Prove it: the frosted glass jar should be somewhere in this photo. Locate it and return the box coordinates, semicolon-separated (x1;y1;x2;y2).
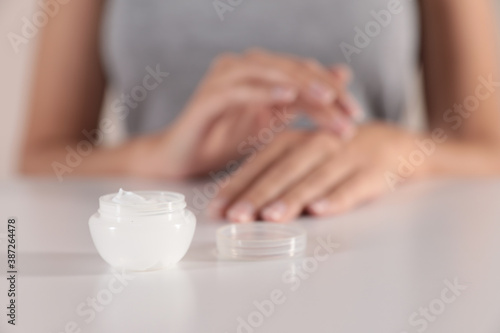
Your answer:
89;189;196;271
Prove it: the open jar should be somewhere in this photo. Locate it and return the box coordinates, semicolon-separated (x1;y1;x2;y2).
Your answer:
89;189;196;271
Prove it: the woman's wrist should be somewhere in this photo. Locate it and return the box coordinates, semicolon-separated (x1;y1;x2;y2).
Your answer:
422;135;500;178
127;131;184;179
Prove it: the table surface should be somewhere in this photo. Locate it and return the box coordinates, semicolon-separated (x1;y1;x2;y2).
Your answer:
1;178;500;333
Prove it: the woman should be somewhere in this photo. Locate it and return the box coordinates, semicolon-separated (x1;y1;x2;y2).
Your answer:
20;0;500;222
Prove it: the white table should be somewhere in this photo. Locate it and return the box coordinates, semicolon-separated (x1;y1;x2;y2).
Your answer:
1;178;500;333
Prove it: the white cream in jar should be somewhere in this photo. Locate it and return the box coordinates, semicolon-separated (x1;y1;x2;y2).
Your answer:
89;189;196;271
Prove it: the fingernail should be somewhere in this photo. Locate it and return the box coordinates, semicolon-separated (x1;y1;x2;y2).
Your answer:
261;201;287;221
272;86;297;101
208;198;227;218
309;82;335;104
308;199;330;215
227;201;255;223
345;95;364;121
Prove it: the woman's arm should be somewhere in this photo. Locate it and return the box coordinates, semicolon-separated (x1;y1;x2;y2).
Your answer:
18;0;157;177
421;0;500;139
419;0;500;176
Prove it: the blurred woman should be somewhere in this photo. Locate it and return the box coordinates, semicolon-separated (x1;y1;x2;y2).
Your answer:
20;0;500;222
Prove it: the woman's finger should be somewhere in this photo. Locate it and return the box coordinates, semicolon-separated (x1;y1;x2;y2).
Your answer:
196;81;298;119
244;50;358;133
328;64;364;120
245;50;335;102
287;95;356;138
301;60;361;122
306;169;386;216
209;131;305;218
329;64;353;83
259;150;357;222
209;53;297;86
225;132;339;222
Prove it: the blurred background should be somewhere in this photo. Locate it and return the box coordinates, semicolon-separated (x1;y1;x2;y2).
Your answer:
1;0;500;180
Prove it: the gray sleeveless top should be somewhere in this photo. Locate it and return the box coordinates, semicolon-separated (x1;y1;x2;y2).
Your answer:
101;0;420;135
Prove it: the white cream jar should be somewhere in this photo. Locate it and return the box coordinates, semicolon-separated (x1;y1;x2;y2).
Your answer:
89;189;196;271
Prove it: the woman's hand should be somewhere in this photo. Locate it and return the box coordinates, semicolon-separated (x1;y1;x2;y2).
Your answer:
210;123;422;222
163;49;362;177
183;49;362;132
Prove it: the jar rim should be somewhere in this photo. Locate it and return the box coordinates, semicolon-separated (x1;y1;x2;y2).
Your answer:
98;190;186;217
